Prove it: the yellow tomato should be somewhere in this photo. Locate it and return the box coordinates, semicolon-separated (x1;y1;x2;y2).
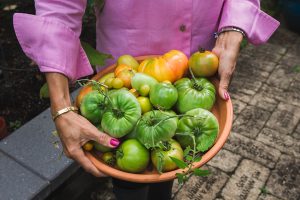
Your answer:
137;96;153;114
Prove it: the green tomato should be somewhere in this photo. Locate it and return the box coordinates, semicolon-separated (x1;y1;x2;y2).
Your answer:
136;110;178;149
80;91;108;124
101;152;116;167
131;73;158;93
93;141;112;153
174;77;216;113
116;139;150;173
151;139;184;172
176;108;219;152
101;89;141;138
117;55;140;71
149;82;178;110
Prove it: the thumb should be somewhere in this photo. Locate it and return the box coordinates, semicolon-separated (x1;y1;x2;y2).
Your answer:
218;72;231;101
89;129;120;148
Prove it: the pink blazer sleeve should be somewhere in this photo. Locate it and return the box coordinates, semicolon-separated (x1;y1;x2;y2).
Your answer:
219;0;280;45
13;0;93;81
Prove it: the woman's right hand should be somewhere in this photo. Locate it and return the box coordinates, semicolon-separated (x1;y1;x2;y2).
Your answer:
54;110;119;177
46;72;119;177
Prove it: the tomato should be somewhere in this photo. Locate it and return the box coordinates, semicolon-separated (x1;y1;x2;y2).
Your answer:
176;108;219;152
80;91;108;124
189;48;219;77
131;73;158;94
117;55;140;71
149;82;178;110
138;50;188;82
82;141;93;151
112;78;124;89
93;141;112;153
101;152;116;167
129;88;139;97
98;72;115;83
104;77;114;89
114;64;132;77
101;89;141;138
151;139;184;172
162;50;189;80
76;85;94;107
139;84;150;97
136;110;178;148
116;139;150;173
138;57;176;82
137;96;153;114
174;77;216;113
116;69;135;89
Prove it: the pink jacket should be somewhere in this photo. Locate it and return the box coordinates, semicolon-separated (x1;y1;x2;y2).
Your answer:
13;0;279;81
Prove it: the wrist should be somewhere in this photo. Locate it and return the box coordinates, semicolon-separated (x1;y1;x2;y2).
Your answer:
215;26;246;39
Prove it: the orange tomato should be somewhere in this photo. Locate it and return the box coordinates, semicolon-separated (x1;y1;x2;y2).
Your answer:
162;50;188;80
75;85;94;107
116;69;135;88
138;50;188;83
138;57;176;82
114;64;132;77
189;48;219;77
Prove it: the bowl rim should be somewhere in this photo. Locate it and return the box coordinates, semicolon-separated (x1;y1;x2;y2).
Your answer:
85;55;233;183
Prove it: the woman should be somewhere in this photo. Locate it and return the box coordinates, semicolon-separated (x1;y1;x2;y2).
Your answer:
13;0;279;199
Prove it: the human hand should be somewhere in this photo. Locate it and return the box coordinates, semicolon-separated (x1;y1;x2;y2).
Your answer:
54;111;119;177
212;31;243;100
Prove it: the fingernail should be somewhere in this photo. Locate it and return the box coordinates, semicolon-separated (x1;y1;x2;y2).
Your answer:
224;92;230;101
110;138;120;147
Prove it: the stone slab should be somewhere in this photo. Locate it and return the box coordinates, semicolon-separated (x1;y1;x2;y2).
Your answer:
267;67;294;90
266;103;300;135
207;149;241;173
268;27;299;47
224;132;281;168
294;123;300;139
230;76;263;96
257;128;300;158
258;194;283;200
249;90;278;112
231;98;247;121
221;159;270;200
266;154;300;200
0;151;49;200
172;166;229;200
233;105;272;139
0;108;74;181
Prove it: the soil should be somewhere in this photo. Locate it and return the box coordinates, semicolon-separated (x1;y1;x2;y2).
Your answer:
0;1;96;135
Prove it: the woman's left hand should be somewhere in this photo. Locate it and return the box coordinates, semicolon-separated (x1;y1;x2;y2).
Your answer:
212;31;244;100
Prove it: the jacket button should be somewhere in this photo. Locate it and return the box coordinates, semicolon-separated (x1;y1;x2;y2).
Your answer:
179;24;186;32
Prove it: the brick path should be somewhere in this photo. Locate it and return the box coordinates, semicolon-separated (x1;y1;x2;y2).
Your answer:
92;27;300;200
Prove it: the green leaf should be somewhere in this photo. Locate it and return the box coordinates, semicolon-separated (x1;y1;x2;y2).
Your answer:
39;83;49;99
176;173;185;184
81;41;113;68
185;155;193;162
170;156;188;169
193;168;210;176
183;146;191;157
157;151;165;174
292;65;300;73
194;154;202;162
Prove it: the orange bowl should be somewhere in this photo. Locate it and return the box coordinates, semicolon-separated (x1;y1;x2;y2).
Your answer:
85;55;233;183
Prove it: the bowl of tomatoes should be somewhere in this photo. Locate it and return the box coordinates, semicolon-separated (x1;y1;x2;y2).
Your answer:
78;50;233;183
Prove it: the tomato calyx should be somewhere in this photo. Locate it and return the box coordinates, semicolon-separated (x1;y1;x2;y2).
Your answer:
198;47;206;53
116;149;124;159
112;108;125;118
192;80;203;91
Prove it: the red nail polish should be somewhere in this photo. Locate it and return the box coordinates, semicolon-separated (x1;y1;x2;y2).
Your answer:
110;138;120;147
224;92;230;100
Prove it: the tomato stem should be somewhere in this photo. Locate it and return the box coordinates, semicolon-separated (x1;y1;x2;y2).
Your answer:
198;47;206;53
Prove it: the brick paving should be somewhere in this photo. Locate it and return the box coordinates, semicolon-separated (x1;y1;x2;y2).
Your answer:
90;27;300;200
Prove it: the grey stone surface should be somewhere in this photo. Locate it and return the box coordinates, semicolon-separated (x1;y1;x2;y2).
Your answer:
231;98;247;121
230;76;263;96
221;159;270;200
230;92;252;104
268;27;299;47
294;123;300;139
249;90;278;112
207;149;241;173
224;132;281;168
0;108;74;181
266;155;300;200
172;166;229;200
258;194;283;200
233;105;272;138
266;103;300;135
267;67;294;90
0;151;49;200
257;128;300;157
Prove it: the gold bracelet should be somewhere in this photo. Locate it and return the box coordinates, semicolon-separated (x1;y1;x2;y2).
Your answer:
52;106;78;121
